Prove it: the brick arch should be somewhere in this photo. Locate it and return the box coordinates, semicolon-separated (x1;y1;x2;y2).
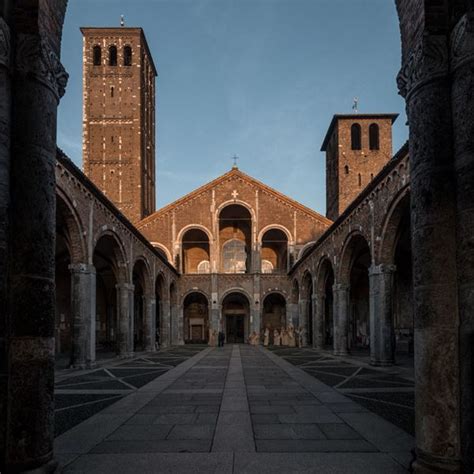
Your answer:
132;256;152;296
177;224;213;243
261;289;287;301
315;255;335;294
219;287;252;305
301;270;313;299
338;231;371;285
93;228;128;283
181;289;210;307
257;224;292;244
297;241;316;261
378;186;410;265
56;188;87;263
154;271;167;299
151;242;172;263
216;199;256;222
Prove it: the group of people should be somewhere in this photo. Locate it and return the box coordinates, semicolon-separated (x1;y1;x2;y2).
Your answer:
248;323;305;347
208;329;225;347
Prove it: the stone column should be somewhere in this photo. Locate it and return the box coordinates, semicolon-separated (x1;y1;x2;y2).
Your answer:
143;294;155;352
69;263;96;368
288;301;298;327
160;295;171;348
397;35;461;472
252;274;261;334
116;283;134;357
451;14;474;471
313;291;324;350
177;305;184;345
299;297;307;334
210;274;220;338
170;301;179;345
369;264;395;367
0;17;11;469
4;23;68;472
332;284;349;356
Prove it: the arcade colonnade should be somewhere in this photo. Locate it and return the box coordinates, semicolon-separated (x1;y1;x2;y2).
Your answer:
54;153;179;368
0;1;474;473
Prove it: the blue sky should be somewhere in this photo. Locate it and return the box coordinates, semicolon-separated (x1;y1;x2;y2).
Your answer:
58;0;406;215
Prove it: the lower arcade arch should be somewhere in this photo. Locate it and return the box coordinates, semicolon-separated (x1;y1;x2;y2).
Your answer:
183;292;209;343
302;272;313;345
221;292;250;343
93;234;125;356
317;258;335;349
261;293;286;344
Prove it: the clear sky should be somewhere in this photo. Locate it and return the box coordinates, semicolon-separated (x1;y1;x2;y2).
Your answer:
58;0;406;215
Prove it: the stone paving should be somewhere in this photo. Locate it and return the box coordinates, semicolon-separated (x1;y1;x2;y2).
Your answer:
268;347;415;435
55;345;206;436
56;345;413;473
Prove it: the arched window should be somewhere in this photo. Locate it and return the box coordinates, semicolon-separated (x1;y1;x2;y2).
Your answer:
223;239;247;274
197;260;210;274
261;260;274;274
109;45;117;66
93;45;101;66
351;123;362;150
358;173;362;187
369;123;380;150
124;46;132;66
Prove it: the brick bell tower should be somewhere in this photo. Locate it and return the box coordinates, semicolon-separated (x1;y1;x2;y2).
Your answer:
321;114;398;221
81;25;157;223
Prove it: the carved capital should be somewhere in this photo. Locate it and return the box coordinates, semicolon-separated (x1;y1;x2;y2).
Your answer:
451;13;474;72
0;18;11;69
15;34;68;101
397;35;449;100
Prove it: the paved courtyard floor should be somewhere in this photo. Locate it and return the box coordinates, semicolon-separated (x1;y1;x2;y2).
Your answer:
56;345;414;473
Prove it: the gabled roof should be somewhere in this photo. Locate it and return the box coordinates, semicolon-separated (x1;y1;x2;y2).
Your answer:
138;167;332;227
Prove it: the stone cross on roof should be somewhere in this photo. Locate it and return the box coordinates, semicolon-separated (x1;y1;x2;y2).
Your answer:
231;155;239;169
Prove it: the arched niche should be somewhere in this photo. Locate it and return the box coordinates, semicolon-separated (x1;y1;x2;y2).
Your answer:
261;228;288;273
182;228;210;274
183;292;209;343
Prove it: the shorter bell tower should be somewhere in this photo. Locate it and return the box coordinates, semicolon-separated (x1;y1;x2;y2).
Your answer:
321;114;398;221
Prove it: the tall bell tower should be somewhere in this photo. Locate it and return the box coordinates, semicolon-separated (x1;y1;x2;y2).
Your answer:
81;26;157;223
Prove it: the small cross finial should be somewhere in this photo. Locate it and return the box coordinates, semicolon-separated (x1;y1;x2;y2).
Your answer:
231;155;239;169
352;96;359;113
120;15;125;27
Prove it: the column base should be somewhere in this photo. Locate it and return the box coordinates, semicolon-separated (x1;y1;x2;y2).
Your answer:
370;359;394;367
412;451;461;473
9;456;57;474
333;350;349;357
118;352;134;359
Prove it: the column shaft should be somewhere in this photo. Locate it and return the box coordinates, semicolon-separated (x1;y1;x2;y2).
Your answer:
333;284;349;356
116;283;134;357
369;264;395;367
70;263;96;368
313;292;324;350
144;295;155;351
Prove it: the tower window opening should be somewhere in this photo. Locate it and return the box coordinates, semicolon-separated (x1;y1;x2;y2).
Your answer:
124;46;132;66
93;45;101;65
110;86;114;97
351;123;362;150
358;173;362;187
369;123;380;150
344;165;349;175
109;45;117;66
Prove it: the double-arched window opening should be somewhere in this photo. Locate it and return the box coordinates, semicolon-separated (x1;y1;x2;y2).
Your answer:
369;123;380;150
93;45;101;65
351;123;362;150
124;46;132;66
109;45;118;66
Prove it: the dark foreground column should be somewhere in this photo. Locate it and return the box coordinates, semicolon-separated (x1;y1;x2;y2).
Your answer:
70;263;96;368
397;35;461;472
160;294;171;348
369;264;395;366
451;14;474;472
144;294;155;351
332;284;349;356
6;28;68;471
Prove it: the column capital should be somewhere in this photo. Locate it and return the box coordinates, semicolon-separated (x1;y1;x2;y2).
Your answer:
369;264;396;276
0;18;11;69
68;263;96;274
15;34;68;101
116;282;134;291
451;13;474;72
333;283;349;292
397;34;449;101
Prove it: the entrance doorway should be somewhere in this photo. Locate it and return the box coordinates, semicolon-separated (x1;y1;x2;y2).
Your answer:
221;292;250;343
